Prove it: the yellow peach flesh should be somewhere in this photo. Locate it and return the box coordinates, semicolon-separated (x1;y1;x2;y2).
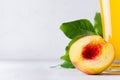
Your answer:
69;35;115;74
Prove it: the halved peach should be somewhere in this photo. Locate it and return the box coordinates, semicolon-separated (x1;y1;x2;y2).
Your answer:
69;35;115;74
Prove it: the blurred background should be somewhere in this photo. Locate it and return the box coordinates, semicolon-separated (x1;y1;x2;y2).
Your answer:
0;0;100;61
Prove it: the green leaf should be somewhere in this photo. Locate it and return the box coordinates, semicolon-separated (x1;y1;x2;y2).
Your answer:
60;19;96;39
94;12;103;37
60;61;75;68
60;46;71;62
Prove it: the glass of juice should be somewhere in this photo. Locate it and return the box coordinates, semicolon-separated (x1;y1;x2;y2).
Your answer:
100;0;120;71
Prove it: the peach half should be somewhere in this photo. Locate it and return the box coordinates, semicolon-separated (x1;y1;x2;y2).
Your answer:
69;35;115;74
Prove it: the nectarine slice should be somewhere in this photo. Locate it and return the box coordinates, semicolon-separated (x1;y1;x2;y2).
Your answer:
69;35;114;74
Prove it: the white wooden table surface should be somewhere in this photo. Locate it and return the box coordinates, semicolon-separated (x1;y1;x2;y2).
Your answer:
0;60;120;80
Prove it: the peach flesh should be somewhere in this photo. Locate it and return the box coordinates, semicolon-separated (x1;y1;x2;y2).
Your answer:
69;35;115;74
82;43;102;60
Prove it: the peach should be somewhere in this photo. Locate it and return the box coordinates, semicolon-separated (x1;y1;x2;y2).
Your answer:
69;35;115;74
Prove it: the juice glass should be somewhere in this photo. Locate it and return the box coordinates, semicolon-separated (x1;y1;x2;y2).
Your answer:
100;0;120;71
